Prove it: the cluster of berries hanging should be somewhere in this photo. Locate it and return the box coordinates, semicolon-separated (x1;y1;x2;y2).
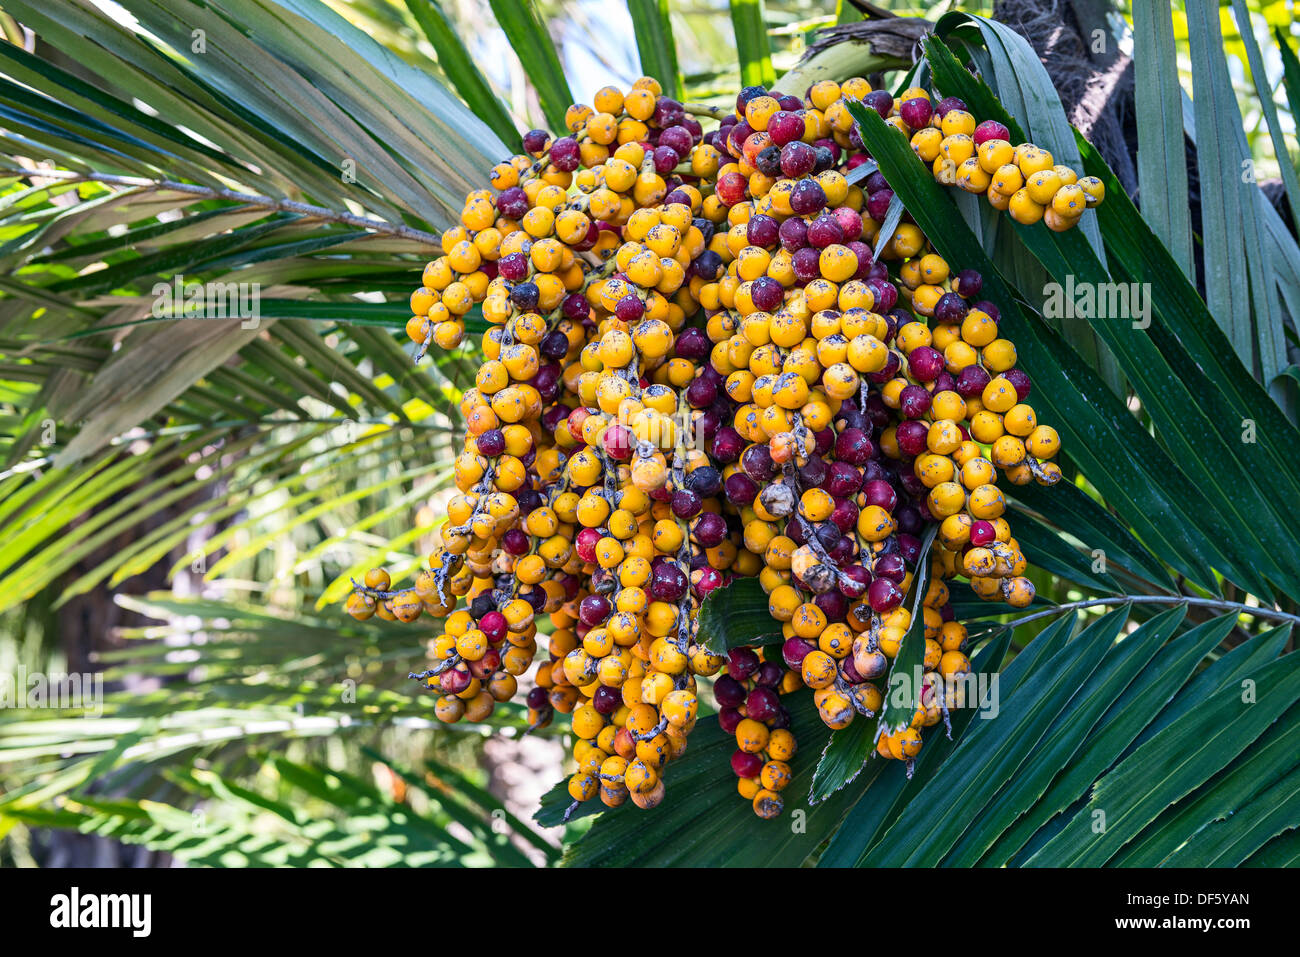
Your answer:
346;70;1090;819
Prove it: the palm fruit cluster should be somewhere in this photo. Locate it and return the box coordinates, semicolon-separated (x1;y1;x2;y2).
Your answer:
863;85;1106;231
346;69;1089;819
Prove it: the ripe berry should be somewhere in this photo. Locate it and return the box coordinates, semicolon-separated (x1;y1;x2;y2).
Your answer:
868;577;904;612
790;178;827;215
745;686;780;722
728;647;760;681
731;750;764;778
750;276;784;311
834;427;873;465
767;110;804;146
862;90;893;117
908;347;944;383
650;562;688;601
778;216;808;250
899;97;933;129
779;141;816;177
933;96;967;118
747;213;780;247
714;673;746;708
973;120;1010;146
522;128;549;153
898;384;933;419
867;188;894;221
551;136;581;171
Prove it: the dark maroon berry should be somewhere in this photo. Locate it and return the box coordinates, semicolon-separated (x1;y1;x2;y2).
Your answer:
898;384;933;419
550;136;581;171
867;188;895;221
863;479;897;512
671;488;703;519
500;527;529;556
896;419;929;456
686;465;723;498
579;594;611;626
510;281;539;312
863;89;893;117
685;375;717;408
745;687;780;723
899;97;933;129
496;186;530;220
933;292;969;324
711;426;744;463
835;427;873;465
1003;367;1032;400
692;249;725;281
953;269;983;298
798;455;827;488
972;120;1010;146
615;294;645;323
908;347;944;383
896;505;923;536
815;588;848;622
830;498;859;532
756;661;783;687
807;214;844;249
956;364;992;398
755;144;783;177
874;551;905;584
778;216;808;251
659;125;693;156
692;512;728;548
650;562;688;601
724;472;758;505
779;141;816;178
792;246;822;283
540;329;569;360
934;96;967;118
653;145;680;174
789;178;827;215
731;749;764;778
839;564;870;598
522;128;550;154
749;275;784;312
767;110;805;146
868;577;904;612
497;251;529;282
592;684;620;714
728;647;760;682
674;326;710;361
742;443;776;481
476;428;505;457
747;213;780;248
782;637;815;670
714;674;746;708
562;291;590;320
826;461;861;497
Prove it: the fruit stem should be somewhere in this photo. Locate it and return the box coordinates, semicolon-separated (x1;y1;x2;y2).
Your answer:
1005;595;1300;629
681;102;730;120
